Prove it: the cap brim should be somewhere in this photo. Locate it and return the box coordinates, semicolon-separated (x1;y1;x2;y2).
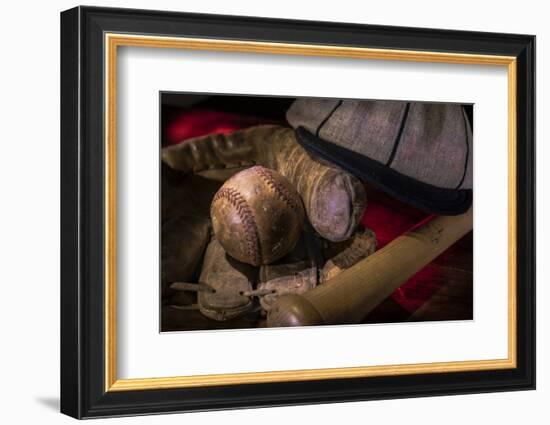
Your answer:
296;127;472;216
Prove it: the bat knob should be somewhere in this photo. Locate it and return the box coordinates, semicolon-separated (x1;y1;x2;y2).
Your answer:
267;294;324;327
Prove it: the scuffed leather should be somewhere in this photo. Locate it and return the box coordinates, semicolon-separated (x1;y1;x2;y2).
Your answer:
162;125;366;242
257;230;322;311
321;226;377;283
161;166;217;295
198;237;258;321
258;264;318;312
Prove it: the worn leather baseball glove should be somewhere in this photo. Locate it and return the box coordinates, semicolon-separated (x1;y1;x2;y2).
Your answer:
161;124;371;325
162;125;366;242
170;237;258;321
169;226;377;321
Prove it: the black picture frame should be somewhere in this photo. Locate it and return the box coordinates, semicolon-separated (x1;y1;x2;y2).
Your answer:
60;5;535;419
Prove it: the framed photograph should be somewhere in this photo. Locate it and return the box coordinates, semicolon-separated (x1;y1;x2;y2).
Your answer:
60;6;535;419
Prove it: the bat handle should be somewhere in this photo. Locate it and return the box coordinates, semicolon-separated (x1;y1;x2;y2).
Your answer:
267;210;473;328
268;294;325;327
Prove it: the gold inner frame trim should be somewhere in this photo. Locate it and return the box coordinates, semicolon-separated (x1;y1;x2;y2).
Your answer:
104;33;518;392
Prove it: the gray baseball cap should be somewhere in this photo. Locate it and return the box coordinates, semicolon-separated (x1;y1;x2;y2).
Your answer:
286;98;472;215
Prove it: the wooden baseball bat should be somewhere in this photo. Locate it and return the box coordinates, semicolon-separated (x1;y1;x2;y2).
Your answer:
267;208;473;327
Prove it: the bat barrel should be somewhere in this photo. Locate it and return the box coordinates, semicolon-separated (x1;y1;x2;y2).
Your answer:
267;209;473;327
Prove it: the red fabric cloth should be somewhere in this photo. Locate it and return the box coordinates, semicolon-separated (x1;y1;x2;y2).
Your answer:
361;202;440;312
165;109;273;145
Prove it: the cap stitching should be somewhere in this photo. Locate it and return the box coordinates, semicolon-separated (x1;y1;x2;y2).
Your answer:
386;102;411;167
315;100;343;137
455;108;471;189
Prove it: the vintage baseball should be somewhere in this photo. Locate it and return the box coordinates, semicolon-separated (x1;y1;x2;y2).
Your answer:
211;166;305;266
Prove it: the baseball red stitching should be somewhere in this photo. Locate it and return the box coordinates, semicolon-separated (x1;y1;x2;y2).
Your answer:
252;166;302;215
212;187;262;265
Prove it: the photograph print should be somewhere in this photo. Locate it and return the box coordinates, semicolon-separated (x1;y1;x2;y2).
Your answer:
160;94;473;332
